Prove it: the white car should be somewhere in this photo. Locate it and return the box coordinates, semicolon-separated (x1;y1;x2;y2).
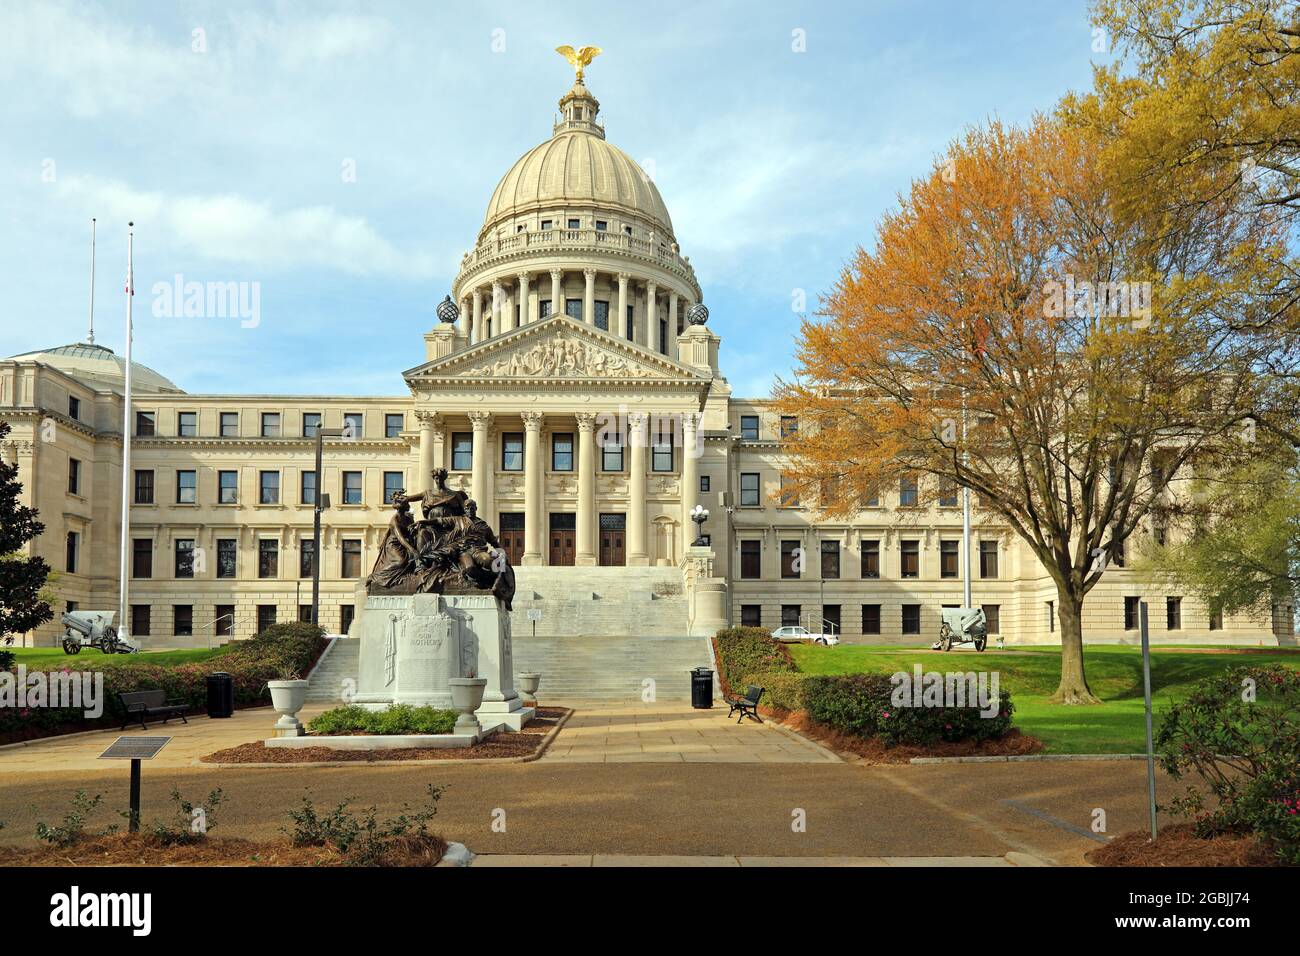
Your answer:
771;625;840;646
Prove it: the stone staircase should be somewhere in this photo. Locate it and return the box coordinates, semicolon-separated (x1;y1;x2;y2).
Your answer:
508;565;690;638
512;633;712;701
305;636;361;704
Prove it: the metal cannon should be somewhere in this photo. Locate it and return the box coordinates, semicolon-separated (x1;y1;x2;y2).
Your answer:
61;611;137;655
937;606;988;652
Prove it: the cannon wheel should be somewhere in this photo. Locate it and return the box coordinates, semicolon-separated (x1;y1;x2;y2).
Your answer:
62;638;82;655
974;634;987;652
939;622;954;652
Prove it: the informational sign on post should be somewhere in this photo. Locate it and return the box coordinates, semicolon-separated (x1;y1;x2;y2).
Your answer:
99;736;171;833
527;607;542;637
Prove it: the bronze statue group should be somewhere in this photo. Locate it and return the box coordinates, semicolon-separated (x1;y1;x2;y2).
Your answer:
366;467;516;610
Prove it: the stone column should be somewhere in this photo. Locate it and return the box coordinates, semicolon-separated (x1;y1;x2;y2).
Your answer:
680;412;700;555
576;412;597;566
416;411;436;488
645;281;658;351
627;412;649;566
550;269;563;319
457;296;470;339
522;411;545;565
490;281;503;339
472;289;484;344
503;286;515;334
668;291;679;338
469;411;492;525
583;268;596;325
617;272;630;339
517;272;530;327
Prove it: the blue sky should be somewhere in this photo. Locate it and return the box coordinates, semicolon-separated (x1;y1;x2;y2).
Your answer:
1;0;1111;398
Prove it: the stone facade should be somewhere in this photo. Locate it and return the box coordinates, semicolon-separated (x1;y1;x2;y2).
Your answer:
2;76;1292;649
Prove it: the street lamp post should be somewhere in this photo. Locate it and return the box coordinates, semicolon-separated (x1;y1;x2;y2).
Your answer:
311;427;344;628
689;504;709;546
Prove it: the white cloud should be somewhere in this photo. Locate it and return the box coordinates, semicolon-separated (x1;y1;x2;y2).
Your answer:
55;175;435;279
227;12;393;68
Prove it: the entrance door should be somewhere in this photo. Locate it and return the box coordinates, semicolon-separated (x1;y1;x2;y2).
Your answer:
599;513;626;566
548;513;576;566
499;512;525;566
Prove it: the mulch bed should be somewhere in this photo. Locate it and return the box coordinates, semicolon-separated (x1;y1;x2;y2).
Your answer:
1086;824;1285;867
200;707;572;763
0;832;446;867
771;708;1044;764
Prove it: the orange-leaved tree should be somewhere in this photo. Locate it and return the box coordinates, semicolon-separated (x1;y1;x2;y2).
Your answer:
776;115;1294;704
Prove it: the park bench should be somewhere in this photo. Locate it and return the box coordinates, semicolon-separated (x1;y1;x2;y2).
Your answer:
117;690;191;730
725;684;765;724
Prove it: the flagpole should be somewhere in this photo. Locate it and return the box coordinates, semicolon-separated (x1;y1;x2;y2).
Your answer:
88;218;96;344
117;222;134;643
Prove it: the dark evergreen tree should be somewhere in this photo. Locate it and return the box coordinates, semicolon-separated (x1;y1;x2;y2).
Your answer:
0;420;53;644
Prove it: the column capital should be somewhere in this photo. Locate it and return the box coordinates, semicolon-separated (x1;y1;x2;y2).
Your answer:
521;410;545;430
517;271;530;284
575;411;597;432
583;267;597;280
468;410;493;429
627;411;649;433
617;271;631;283
414;410;441;427
550;268;563;281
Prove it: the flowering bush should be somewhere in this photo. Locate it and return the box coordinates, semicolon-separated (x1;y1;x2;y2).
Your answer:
1155;664;1300;864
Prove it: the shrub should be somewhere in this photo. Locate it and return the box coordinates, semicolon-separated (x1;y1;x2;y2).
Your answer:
1155;664;1300;865
803;674;895;737
0;650;14;671
308;703;457;736
739;670;810;712
284;785;447;866
35;790;114;847
713;627;795;692
146;787;223;846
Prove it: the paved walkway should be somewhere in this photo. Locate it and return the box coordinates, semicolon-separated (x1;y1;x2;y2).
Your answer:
474;854;1020;867
542;700;840;763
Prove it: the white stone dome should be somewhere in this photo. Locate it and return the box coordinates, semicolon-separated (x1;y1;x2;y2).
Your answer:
10;341;184;394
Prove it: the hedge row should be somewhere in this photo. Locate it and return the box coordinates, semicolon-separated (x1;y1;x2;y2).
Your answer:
0;623;328;740
716;628;1014;747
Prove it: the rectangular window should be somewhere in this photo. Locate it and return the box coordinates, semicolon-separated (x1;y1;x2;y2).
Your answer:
700;475;710;492
739;415;760;440
901;604;921;635
68;395;80;420
900;540;919;578
256;605;277;633
258;539;278;579
780;540;801;579
259;470;280;505
567;218;580;230
218;470;238;504
174;539;194;579
740;605;762;627
595;219;607;231
779;415;798;438
862;604;881;635
739;472;760;507
740;540;761;579
132;538;152;578
540;299;553;318
385;413;404;438
860;540;880;578
979;540;999;578
1209;607;1223;631
260;412;280;437
176;469;197;504
1124;596;1140;630
300;470;316;506
342;539;362;578
781;604;801;628
340;604;356;633
342;471;362;505
940;540;959;578
551;433;574;472
659;317;668;354
823;605;841;636
565;298;583;319
65;531;78;573
502;433;524;472
601;436;623;472
779;475;799;507
899;475;918;507
215;606;234;637
383;471;403;504
939;481;958;508
134;469;155;504
820;541;840;579
451;432;473;471
177;411;197;437
1166;596;1182;631
298;604;313;624
220;412;239;437
173;605;193;636
625;305;634;340
302;412;321;438
541;219;552;231
135;411;155;436
217;538;236;578
300;540;316;578
67;458;80;495
594;300;609;331
1047;601;1055;633
652;428;673;473
343;413;364;437
983;605;1001;634
131;604;151;637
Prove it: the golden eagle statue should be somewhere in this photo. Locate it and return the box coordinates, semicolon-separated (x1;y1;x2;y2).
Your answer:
555;45;602;84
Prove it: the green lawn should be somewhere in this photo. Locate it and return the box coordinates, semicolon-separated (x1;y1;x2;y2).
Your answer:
788;644;1300;754
3;646;225;669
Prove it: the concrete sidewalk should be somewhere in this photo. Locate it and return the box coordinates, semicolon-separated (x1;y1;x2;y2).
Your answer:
474;854;1022;867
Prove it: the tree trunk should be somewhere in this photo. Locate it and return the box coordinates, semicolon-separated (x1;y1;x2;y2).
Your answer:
1050;588;1102;705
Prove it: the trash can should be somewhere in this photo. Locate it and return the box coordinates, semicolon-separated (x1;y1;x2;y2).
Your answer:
206;672;235;718
690;667;714;709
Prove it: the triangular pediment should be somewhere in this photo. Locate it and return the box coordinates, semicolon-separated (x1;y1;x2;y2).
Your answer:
403;314;709;387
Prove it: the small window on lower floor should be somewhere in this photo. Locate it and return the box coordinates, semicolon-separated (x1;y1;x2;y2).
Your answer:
982;604;1000;634
173;605;193;636
340;604;356;633
1166;596;1182;631
1209;607;1223;631
740;605;761;627
901;604;921;635
862;604;881;635
1124;596;1140;630
256;605;277;634
781;604;801;628
130;604;151;637
215;605;235;637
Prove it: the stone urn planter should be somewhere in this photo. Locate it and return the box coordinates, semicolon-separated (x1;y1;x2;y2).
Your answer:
449;677;488;737
517;672;541;706
268;679;309;737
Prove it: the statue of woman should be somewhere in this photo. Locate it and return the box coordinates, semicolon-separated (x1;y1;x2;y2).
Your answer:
366;495;418;592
